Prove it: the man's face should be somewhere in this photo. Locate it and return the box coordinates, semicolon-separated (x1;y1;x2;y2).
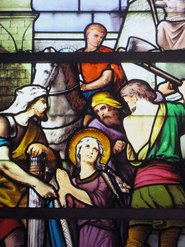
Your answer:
93;103;121;126
31;97;48;121
86;29;105;49
79;139;99;165
123;95;137;113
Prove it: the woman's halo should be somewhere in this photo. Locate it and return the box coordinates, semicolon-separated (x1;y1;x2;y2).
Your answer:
68;128;111;165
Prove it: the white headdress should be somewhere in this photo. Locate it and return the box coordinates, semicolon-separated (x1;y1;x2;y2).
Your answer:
1;85;48;114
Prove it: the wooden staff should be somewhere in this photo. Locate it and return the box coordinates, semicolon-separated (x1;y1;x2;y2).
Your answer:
125;37;183;87
139;62;182;86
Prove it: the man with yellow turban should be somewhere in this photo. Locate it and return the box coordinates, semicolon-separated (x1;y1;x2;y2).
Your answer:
87;91;135;246
91;91;124;127
89;91;135;187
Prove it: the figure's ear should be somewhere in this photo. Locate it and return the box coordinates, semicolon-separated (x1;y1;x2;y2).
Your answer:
133;95;137;103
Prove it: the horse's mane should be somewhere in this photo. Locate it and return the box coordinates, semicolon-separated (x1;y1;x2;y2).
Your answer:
40;46;86;112
58;63;86;112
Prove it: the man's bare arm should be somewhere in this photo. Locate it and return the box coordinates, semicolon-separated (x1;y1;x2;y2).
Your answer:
157;80;185;103
0;146;56;198
80;70;113;91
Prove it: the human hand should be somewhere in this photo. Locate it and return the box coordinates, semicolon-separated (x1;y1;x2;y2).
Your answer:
113;140;126;154
34;179;57;199
27;143;48;157
117;47;126;52
157;81;175;96
56;169;72;207
80;81;87;91
115;176;131;193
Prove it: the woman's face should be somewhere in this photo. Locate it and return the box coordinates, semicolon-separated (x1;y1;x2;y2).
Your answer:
79;138;99;165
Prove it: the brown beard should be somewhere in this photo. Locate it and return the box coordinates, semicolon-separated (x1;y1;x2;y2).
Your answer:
102;116;121;126
39;112;48;122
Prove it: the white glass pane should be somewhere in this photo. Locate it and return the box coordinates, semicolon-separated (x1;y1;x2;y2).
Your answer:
121;0;128;10
94;13;123;32
81;0;119;11
35;13;92;32
32;0;78;11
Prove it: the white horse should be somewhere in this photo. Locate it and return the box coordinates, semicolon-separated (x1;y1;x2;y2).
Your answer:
32;47;86;162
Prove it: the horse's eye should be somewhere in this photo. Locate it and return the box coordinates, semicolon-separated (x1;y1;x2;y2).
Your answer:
44;70;50;74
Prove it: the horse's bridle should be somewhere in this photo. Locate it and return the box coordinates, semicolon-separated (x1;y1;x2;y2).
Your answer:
46;63;80;96
42;62;83;132
48;83;79;96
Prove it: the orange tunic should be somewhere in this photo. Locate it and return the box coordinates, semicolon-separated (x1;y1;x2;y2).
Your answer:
77;46;126;91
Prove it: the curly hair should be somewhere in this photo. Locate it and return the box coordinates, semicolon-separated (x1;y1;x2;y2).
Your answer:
120;79;156;103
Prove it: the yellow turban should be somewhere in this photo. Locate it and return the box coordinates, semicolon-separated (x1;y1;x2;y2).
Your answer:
91;92;122;109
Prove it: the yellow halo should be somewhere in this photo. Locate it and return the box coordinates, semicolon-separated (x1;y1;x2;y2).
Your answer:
68;128;111;165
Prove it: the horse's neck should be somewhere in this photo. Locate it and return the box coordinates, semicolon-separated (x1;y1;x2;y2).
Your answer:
48;64;78;115
50;64;78;91
50;65;66;92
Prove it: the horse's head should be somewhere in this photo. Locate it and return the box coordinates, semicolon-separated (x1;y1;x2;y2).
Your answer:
32;47;58;89
32;46;87;113
31;47;87;161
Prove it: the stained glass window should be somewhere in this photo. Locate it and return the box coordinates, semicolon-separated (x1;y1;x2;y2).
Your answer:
0;0;185;246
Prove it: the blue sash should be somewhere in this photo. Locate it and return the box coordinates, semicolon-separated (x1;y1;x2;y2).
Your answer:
0;137;10;147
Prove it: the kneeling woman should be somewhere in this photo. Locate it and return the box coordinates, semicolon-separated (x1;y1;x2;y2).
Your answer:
50;128;122;247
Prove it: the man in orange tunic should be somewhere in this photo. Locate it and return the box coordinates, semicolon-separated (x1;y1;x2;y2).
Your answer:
77;23;127;97
77;23;127;125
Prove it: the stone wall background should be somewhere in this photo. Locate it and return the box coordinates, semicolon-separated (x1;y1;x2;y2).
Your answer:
0;1;37;110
